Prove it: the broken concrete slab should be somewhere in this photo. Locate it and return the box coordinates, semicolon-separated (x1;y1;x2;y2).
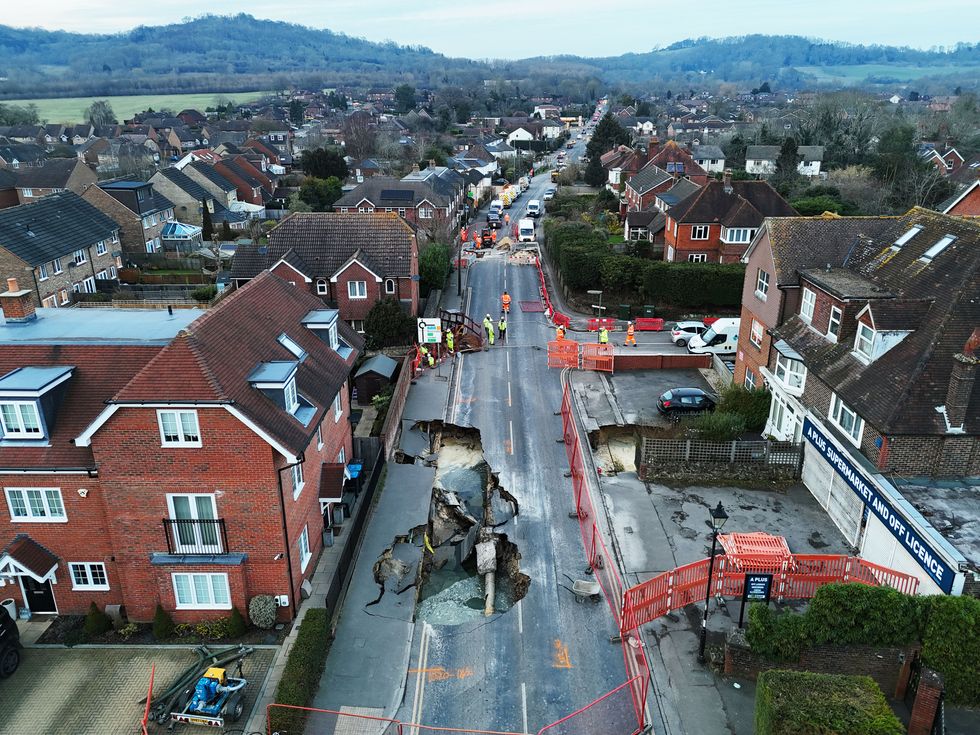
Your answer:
476;540;497;574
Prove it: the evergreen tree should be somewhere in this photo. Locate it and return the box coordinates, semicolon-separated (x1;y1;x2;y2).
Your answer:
201;199;213;242
584;155;607;188
773;137;801;188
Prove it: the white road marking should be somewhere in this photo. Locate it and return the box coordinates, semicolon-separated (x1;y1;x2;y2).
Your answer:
517;598;524;635
506;351;511;373
521;682;529;734
410;623;431;733
509;420;514;453
507;381;512;407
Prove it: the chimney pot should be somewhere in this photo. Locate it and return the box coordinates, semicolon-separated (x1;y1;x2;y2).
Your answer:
723;168;733;193
6;278;18;292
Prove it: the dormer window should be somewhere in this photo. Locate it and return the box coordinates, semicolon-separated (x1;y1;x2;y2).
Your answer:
248;361;313;425
854;323;874;360
0;366;74;442
0;402;42;438
284;377;299;414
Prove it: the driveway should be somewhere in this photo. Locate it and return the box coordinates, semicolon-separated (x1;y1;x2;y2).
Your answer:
0;646;273;734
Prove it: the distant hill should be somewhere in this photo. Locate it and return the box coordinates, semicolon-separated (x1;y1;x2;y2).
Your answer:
1;16;978;99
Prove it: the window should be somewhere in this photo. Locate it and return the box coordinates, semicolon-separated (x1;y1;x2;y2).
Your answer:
337;447;346;465
349;320;365;333
0;402;42;438
21;188;33;198
172;573;231;610
96;241;107;256
292;462;305;499
316;279;328;295
774;354;806;390
278;334;306;360
69;562;109;590
920;235;956;263
725;228;752;243
419;208;433;219
38;263;48;281
827;307;842;341
82;276;96;294
5;488;65;522
72;283;80;294
333;391;343;423
96;270;108;280
385;279;396;294
299;525;312;572
398;208;406;216
157;410;201;447
328;323;339;351
145;240;156;253
72;249;87;265
744;370;756;389
41;295;58;308
750;319;764;348
284;377;299;414
53;258;63;274
59;288;69;305
829;394;864;445
316;424;323;450
168;494;220;552
854;323;874;360
347;281;367;299
800;288;816;322
755;269;770;301
687;253;707;263
109;266;117;279
691;225;709;240
945;159;954;170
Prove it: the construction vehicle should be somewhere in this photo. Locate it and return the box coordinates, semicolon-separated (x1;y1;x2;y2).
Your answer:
170;664;247;729
551;170;559;183
480;228;493;249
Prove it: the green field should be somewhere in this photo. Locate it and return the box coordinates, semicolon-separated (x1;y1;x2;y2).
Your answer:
796;64;980;84
3;91;272;124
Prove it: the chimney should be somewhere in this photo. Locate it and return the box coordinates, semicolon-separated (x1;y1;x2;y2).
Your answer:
647;136;660;162
412;163;420;173
0;277;37;323
723;168;733;194
944;328;979;429
428;159;436;170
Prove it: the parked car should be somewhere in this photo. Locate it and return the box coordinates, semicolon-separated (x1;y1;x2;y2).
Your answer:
0;604;21;678
656;388;716;418
487;213;502;229
544;187;557;200
670;321;707;347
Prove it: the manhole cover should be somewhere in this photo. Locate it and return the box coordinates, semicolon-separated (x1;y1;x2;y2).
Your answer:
624;526;634;534
519;300;545;312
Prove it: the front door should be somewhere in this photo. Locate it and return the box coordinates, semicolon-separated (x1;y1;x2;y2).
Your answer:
22;577;56;614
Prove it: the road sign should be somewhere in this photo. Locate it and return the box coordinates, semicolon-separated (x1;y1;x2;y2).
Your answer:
738;572;773;627
417;318;442;344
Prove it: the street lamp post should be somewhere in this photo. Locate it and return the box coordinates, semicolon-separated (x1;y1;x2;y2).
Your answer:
698;501;729;664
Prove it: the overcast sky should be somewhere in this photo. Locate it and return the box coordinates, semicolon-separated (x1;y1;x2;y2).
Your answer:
1;1;978;58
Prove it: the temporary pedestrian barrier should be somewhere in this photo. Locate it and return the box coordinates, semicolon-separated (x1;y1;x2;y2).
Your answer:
552;312;571;329
581;343;614;373
535;677;644;735
548;340;579;369
586;317;617;331
633;318;664;332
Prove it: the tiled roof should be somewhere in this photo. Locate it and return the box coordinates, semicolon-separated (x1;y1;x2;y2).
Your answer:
189;162;237;192
691;145;724;160
13;159;87;189
0;344;160;469
649;141;708;179
772;207;980;435
0;191;119;266
156;167;212;203
746;145;780;160
230;241;270;280
114;271;363;456
335;176;447;208
668;180;796;227
626;165;671;195
1;535;59;578
0;144;46;164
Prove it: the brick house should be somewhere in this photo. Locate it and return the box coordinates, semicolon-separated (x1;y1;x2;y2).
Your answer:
334;176;455;234
183;161;241;209
0;191;122;308
921;146;964;176
82;181;175;255
0;271;362;621
0;170;18;210
13;159;97;205
229;212;420;332
941;179;980;218
214;158;271;207
663;176;797;263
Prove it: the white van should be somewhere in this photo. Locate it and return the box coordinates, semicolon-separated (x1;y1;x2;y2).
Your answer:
489;199;504;216
686;318;740;355
527;200;542;218
517;218;536;242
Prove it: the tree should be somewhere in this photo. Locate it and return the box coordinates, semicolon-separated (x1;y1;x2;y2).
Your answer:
635;100;652;116
584;155;607;188
586;113;631;160
752;81;772;95
394;84;417;114
342;113;377;159
418;243;451;296
201;199;213;242
84;100;117;127
288;99;305;126
873;124;954;209
327;91;348;111
300;147;348;179
298;177;343;211
364;298;415;349
773;137;802;189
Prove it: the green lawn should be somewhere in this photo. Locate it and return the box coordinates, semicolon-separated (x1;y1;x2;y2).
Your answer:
795;64;980;84
5;91;272;124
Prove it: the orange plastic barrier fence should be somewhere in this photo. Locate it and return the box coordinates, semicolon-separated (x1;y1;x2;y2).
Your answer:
552;312;571;329
581;343;615;373
586;317;617;331
548;340;579;368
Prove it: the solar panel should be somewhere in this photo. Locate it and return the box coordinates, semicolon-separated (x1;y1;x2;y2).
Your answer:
380;189;415;202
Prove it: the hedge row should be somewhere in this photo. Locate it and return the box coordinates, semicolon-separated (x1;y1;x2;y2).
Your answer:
756;670;904;735
268;608;332;734
543;220;745;307
746;583;980;704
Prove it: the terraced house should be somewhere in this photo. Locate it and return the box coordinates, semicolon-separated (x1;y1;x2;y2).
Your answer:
0;271;362;621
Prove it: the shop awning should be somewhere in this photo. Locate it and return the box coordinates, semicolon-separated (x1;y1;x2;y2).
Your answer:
0;534;59;583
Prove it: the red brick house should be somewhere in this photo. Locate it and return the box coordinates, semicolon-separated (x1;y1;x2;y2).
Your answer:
0;271;362;622
921;146;964;176
941;180;980;218
230;213;420;333
664;176;796;263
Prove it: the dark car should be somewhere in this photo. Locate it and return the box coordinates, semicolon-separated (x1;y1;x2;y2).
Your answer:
487;213;502;229
0;605;20;678
656;388;716;418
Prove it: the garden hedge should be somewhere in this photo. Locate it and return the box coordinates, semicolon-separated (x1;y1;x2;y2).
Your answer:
268;608;332;734
756;670;904;735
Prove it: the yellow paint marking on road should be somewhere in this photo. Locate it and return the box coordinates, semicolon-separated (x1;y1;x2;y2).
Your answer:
553;639;572;669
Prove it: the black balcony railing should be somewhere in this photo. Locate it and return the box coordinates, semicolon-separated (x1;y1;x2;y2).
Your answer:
163;518;229;555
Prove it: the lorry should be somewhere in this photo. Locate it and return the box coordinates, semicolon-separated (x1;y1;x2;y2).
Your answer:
686;318;740;355
551;171;560;183
517;218;536;243
518;176;530;192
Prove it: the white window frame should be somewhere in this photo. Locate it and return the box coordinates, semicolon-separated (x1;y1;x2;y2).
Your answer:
41;295;58;308
172;572;231;610
316;424;323;450
687;253;707;263
96;241;108;256
278;334;306;360
800;288;816;323
72;249;87;265
292;462;305;499
333;391;343;423
774;354;806;391
4;487;66;523
744;369;756;390
0;401;43;438
349;320;365;333
347;281;367;299
157;409;201;447
96;270;108;280
145;240;156;254
385;278;396;294
81;276;96;294
69;562;109;591
691;225;709;240
827;306;842;342
109;266;117;279
59;288;70;305
53;258;63;274
418;208;433;219
854;322;874;361
21;187;33;198
755;269;770;301
337;447;346;465
299;525;312;572
167;493;221;553
316;278;328;295
284;377;299;414
38;263;49;281
750;319;764;348
829;393;864;446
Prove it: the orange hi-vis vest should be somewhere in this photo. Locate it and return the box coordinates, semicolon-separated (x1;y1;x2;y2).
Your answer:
627;323;635;336
502;294;511;309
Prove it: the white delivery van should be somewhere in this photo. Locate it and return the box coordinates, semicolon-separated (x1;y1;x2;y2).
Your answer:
517;218;536;242
686;318;740;355
527;200;542;218
489;199;504;216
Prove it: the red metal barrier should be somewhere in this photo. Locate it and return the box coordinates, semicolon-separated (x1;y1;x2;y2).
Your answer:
536;676;644;735
553;312;571;329
586;317;618;331
582;343;615;373
633;318;664;331
548;340;580;368
140;664;155;735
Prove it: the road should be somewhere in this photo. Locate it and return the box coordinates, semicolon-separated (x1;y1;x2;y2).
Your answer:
395;117;645;733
